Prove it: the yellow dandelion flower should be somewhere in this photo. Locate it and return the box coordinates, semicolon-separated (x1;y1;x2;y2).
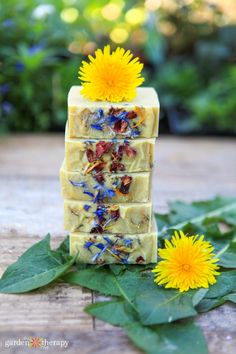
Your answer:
78;45;144;102
152;230;220;292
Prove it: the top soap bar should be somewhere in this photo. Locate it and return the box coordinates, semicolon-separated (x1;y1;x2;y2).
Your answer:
67;86;159;139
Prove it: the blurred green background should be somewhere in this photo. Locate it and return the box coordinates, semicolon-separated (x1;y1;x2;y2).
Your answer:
0;0;236;135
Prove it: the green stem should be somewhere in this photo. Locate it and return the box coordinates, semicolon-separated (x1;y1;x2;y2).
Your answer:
215;244;229;259
159;292;181;307
160;201;236;236
114;277;138;312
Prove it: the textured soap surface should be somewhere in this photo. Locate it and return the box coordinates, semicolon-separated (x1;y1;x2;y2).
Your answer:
64;200;152;234
65;135;155;173
70;219;158;264
60;162;150;203
67;86;159;139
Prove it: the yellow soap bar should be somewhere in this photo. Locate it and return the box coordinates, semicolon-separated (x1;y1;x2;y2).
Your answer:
64;200;152;234
70;217;158;264
65;135;155;173
60;161;151;203
67;86;159;139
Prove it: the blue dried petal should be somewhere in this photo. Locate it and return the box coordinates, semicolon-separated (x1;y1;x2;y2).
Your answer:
102;189;116;199
98;205;107;212
131;129;140;138
96;117;106;125
70;180;86;188
94;209;103;216
91;123;103;131
84;140;95;143
91;252;101;262
84;204;91;211
121;257;129;264
106;189;116;198
117;111;128;119
95;206;106;218
123;239;132;247
95;243;105;250
100;244;109;256
103;236;113;245
84;241;94;249
93;191;101;203
117;112;130;123
111;248;119;255
91;243;108;262
106;115;119;125
93;184;103;190
112;180;119;187
95;108;104;118
83;190;95;198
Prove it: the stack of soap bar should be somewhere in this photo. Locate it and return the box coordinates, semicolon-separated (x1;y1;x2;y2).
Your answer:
60;86;159;264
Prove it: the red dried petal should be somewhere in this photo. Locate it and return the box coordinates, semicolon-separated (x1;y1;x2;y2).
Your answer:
126;111;137;119
119;175;132;194
96;141;113;158
94;162;106;172
113;120;128;133
94;172;105;184
110;209;120;220
123;145;137;158
90;225;104;234
109;107;123;116
112;146;123;162
117;145;125;160
86;148;95;162
110;161;125;173
121;175;132;186
136;256;145;263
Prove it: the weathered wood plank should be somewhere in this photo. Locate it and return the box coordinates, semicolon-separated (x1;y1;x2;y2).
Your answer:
0;235;93;333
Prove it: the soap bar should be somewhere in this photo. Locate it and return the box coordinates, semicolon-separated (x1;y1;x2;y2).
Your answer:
65;135;155;173
60;161;151;203
67;86;159;139
64;200;152;234
70;218;158;264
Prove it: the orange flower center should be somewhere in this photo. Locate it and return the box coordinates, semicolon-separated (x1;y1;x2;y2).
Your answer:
182;264;191;271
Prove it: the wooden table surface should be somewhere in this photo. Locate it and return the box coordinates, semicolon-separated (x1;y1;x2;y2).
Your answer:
0;134;236;354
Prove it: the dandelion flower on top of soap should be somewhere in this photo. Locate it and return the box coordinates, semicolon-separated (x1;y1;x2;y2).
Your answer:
152;230;220;292
78;45;144;102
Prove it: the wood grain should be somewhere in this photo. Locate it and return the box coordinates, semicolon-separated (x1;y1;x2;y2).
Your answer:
0;134;236;354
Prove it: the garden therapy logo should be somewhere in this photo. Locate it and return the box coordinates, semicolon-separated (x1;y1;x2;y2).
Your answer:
2;337;69;349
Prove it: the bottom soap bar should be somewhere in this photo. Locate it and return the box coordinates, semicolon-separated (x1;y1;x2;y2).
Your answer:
70;218;157;264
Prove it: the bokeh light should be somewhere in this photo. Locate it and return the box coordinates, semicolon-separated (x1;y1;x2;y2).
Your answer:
101;2;122;21
110;27;129;43
68;41;81;54
159;21;177;36
82;41;97;55
131;28;148;44
61;7;79;23
125;7;148;26
145;0;161;11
